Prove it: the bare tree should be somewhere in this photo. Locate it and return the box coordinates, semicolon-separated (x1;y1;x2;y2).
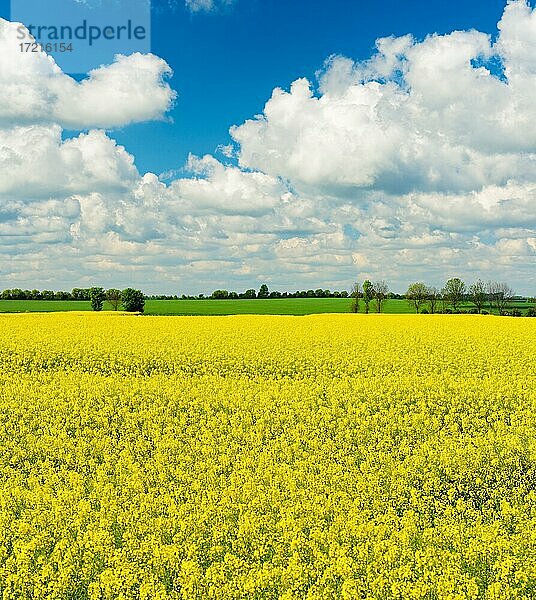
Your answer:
350;282;360;313
106;288;122;311
374;281;389;313
442;278;466;311
487;281;515;314
406;282;428;313
486;281;497;312
469;279;487;314
427;286;441;314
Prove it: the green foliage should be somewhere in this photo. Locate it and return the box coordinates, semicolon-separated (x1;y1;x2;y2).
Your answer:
89;287;106;312
362;280;374;314
406;282;428;314
211;290;229;300
443;278;466;311
258;284;269;299
469;279;487;313
121;288;145;313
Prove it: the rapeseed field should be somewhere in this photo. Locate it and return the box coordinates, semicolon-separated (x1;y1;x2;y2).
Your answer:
0;313;534;599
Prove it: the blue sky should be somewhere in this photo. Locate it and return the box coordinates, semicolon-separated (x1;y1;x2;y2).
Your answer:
0;0;534;293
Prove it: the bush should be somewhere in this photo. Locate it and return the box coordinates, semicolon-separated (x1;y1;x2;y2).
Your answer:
481;310;489;315
421;308;429;314
211;290;229;300
511;309;522;317
121;288;145;313
89;287;106;312
527;307;536;317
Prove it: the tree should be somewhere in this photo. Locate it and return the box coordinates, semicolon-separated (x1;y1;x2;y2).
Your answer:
469;279;487;314
72;288;91;300
211;290;229;299
106;288;122;311
442;278;466;311
350;282;360;313
362;280;374;314
427;286;441;314
89;287;106;312
374;281;389;313
406;282;428;314
121;288;145;313
243;289;257;299
487;281;515;314
258;284;269;299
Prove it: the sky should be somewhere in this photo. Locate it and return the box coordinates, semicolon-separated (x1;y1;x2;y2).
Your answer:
0;0;535;294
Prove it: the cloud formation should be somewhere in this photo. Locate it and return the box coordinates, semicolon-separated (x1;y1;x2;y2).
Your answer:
231;6;536;194
0;20;175;129
0;3;535;294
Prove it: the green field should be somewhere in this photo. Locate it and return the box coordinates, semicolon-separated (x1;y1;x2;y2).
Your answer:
0;298;355;315
0;297;533;315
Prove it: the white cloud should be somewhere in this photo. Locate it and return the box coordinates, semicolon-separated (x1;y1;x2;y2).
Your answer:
0;126;138;199
231;18;536;194
0;19;175;129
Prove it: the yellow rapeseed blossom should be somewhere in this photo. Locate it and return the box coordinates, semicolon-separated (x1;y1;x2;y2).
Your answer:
0;313;535;599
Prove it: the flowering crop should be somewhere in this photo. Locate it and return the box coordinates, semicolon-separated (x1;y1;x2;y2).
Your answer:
0;313;535;599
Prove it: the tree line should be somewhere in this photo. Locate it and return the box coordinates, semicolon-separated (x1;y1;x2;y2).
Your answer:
0;287;145;312
205;284;354;300
1;284;355;302
351;278;535;316
2;281;533;316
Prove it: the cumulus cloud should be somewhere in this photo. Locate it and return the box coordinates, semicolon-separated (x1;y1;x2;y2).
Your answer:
0;19;175;129
0;126;138;198
0;2;535;294
231;18;536;194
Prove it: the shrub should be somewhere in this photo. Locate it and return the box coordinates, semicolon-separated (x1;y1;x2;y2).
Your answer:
526;307;536;317
481;310;489;315
511;309;522;317
121;288;145;313
89;287;106;312
421;308;429;314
